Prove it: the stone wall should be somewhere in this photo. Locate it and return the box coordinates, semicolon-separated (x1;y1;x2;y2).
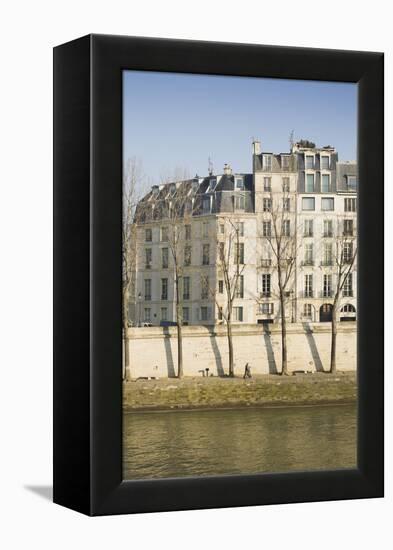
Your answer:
125;322;356;378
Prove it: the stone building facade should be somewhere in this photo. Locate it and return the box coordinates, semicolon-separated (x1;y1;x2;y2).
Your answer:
131;140;357;327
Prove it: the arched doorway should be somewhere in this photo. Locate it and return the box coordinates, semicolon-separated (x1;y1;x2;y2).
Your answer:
340;304;356;321
319;303;333;322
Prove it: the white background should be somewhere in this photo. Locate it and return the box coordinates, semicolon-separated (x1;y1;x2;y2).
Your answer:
0;1;391;548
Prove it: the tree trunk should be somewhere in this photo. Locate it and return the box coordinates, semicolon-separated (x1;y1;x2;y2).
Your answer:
227;317;234;377
123;288;131;381
175;274;183;378
330;304;337;374
280;291;288;376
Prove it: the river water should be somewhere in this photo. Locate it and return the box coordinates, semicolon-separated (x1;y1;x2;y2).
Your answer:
123;403;356;480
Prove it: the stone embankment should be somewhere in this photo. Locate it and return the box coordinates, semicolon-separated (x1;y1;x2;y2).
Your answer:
123;372;357;412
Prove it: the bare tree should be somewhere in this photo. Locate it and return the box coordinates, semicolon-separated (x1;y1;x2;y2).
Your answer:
122;157;146;380
328;219;357;373
209;217;245;377
260;188;297;375
164;181;194;378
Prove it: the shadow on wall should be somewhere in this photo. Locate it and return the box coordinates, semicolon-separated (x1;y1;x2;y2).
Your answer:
207;326;225;377
302;322;325;372
162;326;176;378
262;324;278;374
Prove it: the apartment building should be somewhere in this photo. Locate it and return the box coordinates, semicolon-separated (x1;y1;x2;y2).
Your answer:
131;140;357;326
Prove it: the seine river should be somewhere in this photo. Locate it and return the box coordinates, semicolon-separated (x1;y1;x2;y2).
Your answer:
123;403;356;480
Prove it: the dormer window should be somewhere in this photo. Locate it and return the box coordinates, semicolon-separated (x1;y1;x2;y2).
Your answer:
305;155;314;169
191;180;199;193
281;155;290;170
170;183;176;195
347;176;357;191
235;176;244;190
320;155;330;170
207;178;217;192
202;196;211;214
263;155;272;171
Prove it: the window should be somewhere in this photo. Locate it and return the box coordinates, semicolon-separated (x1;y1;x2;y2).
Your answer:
234;194;245;210
218;307;223;321
234;243;244;264
322;197;334;211
236;221;244;236
323;274;332;297
145;248;152;269
201;307;209;321
183;277;190;300
282;177;290;191
182;307;189;323
302;197;315;211
233;307;243;321
161;278;168;300
304;243;314;265
161;247;169;268
202;244;210;265
184;245;191;266
347;176;357;191
161;226;168;242
218;280;224;294
201;277;209;299
185;224;191;240
342;304;355;313
144;308;151;322
262;274;271;296
305;173;315;192
263;221;272;237
323;243;333;265
263;177;271;191
321;174;330;192
303;304;313;319
305;274;313;297
203;197;211;214
304;219;313;237
343;242;353;263
323;220;333;237
208;178;217;191
145;228;152;242
202;222;209;238
170;183;176;195
282;156;290;170
263;155;272;171
235;275;244;298
343;273;353;297
305;155;314;169
345;198;357;212
263;198;272;212
320;156;330;170
282;219;290;237
260;303;274;315
144;279;151;301
235;177;244;189
218;242;225;261
219;223;225;234
161;307;168;321
283;198;290;211
343;219;354;236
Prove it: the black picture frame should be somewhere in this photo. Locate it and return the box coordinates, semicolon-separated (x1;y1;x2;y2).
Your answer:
53;34;384;516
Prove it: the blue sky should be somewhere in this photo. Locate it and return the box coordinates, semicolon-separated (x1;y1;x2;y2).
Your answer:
123;71;357;183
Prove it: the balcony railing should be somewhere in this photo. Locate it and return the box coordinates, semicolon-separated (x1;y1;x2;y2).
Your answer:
144;295;151;301
260;259;272;268
260;291;271;298
320;260;333;267
301;260;314;266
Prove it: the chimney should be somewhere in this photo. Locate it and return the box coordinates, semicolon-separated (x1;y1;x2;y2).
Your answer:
252;139;261;155
223;163;232;175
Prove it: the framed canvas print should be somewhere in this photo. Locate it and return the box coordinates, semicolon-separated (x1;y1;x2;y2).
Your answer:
53;34;384;516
